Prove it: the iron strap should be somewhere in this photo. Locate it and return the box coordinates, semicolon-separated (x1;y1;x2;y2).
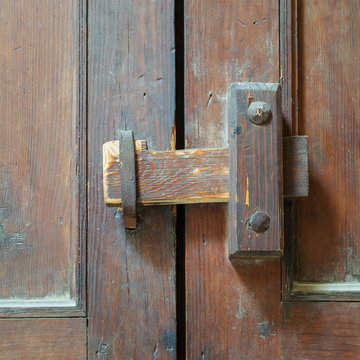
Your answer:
119;130;137;229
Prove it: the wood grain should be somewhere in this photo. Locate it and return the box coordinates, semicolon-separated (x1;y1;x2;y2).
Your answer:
103;141;229;205
282;303;360;359
283;136;308;198
0;319;86;360
294;0;360;290
103;137;308;206
228;83;283;256
88;1;176;359
0;1;83;313
185;0;281;358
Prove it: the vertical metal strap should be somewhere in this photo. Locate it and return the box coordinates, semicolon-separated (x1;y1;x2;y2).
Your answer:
119;130;137;229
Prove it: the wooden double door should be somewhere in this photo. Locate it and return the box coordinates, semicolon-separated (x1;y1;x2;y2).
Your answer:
1;1;360;359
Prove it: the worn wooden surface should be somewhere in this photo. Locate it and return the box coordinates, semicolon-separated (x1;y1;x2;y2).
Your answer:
290;0;360;296
0;319;86;360
280;2;360;360
0;1;84;315
88;1;176;359
185;0;281;358
228;83;283;256
103;137;308;206
282;303;360;359
103;141;229;205
283;136;308;198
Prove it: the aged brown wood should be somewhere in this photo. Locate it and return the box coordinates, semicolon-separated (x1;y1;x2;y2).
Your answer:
228;83;283;257
185;0;281;358
0;319;86;360
88;0;177;359
283;136;308;198
0;0;85;316
283;0;360;301
282;303;360;359
280;1;360;359
103;137;308;206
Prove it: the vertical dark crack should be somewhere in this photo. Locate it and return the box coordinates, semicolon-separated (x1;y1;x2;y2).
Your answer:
175;0;185;359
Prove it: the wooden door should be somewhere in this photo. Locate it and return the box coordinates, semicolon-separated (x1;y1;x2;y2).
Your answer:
1;1;359;359
184;0;360;359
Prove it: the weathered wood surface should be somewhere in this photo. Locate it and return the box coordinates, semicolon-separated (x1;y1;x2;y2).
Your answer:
103;137;308;206
0;319;86;360
282;303;360;359
185;0;281;358
88;1;176;359
228;83;283;257
283;136;308;198
0;1;84;315
103;141;229;205
287;0;360;297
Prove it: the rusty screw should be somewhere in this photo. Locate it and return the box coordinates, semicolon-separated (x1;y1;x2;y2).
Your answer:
248;211;270;233
247;101;272;125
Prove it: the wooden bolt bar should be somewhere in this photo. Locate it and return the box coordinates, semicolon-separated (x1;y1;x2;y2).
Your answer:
103;136;308;206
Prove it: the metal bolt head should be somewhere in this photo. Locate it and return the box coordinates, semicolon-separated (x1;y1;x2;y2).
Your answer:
247;101;272;125
248;211;270;233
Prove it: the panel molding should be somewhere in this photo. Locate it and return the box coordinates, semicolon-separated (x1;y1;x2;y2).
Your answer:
0;0;87;317
281;0;360;302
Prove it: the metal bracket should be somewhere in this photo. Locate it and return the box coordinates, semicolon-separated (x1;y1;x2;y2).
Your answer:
119;130;136;229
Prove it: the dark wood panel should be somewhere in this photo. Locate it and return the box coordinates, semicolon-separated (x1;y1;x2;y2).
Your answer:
0;319;86;360
282;303;360;359
88;1;176;358
0;0;83;311
185;0;281;358
295;1;360;285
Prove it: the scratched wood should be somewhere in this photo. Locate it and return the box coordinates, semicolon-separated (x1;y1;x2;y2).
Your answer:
185;0;281;358
0;319;86;360
0;0;85;316
103;137;307;206
88;1;176;359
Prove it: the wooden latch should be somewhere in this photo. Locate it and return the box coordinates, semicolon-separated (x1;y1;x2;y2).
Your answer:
103;82;308;258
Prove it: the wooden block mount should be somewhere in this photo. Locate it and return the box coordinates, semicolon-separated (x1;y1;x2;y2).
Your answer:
228;82;283;257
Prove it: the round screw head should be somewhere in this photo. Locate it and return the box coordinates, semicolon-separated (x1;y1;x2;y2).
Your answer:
247;101;272;125
248;211;270;233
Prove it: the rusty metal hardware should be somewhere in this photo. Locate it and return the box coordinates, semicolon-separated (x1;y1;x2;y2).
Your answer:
247;101;272;125
248;211;271;233
103;82;309;256
118;130;137;229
